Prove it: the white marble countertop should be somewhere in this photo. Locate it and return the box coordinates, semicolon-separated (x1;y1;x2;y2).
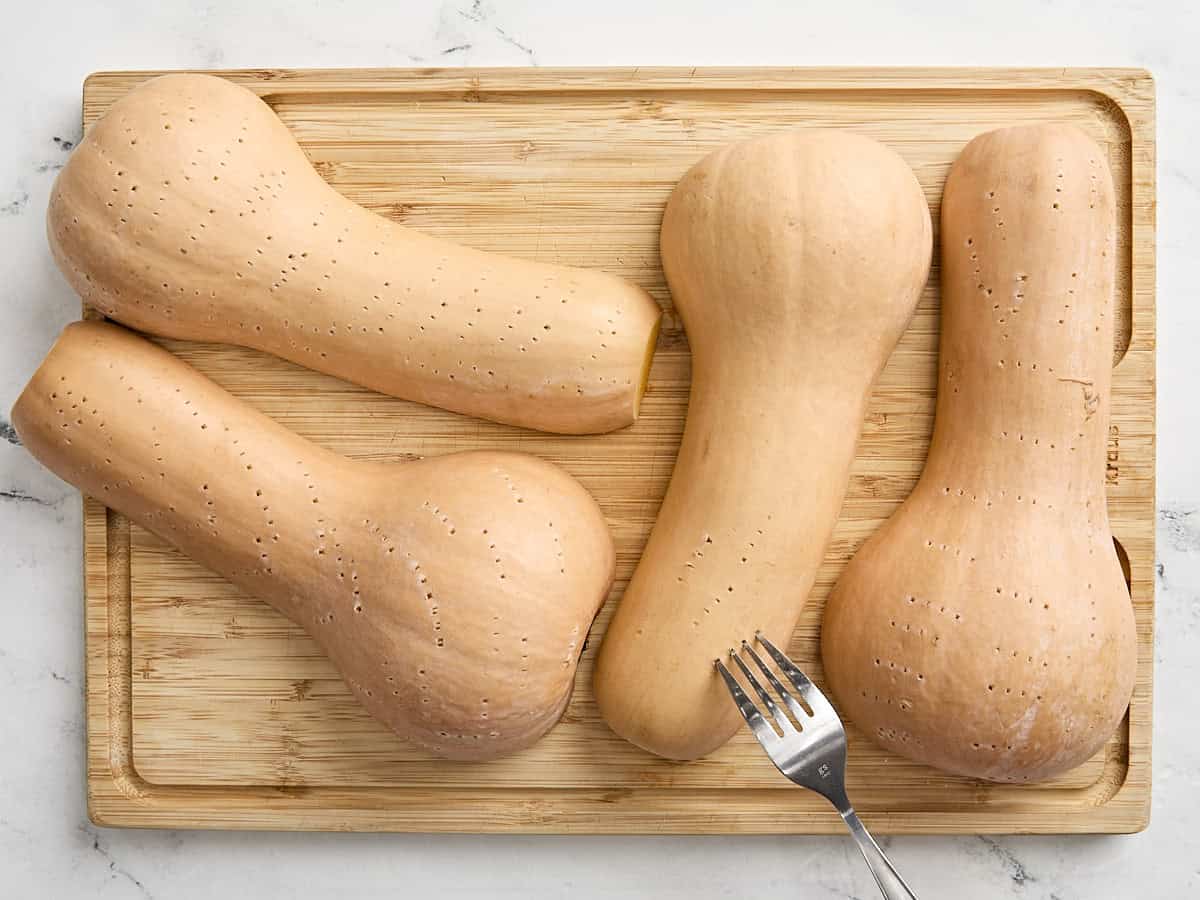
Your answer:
1;1;1196;897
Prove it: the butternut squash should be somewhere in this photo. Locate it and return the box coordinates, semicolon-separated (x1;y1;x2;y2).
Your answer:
13;321;615;761
592;131;932;760
821;124;1136;783
47;74;661;435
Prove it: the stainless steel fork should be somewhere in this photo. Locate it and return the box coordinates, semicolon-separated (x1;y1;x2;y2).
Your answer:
716;633;918;900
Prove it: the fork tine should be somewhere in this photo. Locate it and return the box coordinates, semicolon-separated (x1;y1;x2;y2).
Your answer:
714;657;778;746
731;648;794;734
742;639;809;724
756;632;838;719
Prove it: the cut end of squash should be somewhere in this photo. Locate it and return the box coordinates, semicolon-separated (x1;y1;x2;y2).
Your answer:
631;313;662;421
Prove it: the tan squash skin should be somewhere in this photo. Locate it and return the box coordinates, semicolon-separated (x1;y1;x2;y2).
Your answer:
592;131;932;760
13;321;615;761
821;125;1136;783
47;74;661;435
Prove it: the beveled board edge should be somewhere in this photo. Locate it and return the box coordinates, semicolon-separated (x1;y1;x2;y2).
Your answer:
81;66;1155;833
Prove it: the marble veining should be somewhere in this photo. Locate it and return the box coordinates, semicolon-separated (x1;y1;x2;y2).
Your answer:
0;1;1197;897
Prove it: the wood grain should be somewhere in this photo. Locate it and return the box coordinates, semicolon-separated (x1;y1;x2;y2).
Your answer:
81;67;1155;833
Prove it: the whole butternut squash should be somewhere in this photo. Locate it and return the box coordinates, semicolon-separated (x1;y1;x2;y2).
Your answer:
13;321;615;761
47;74;661;434
821;124;1136;783
593;131;932;760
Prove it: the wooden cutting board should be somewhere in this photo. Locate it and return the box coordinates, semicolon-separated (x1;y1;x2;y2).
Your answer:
81;67;1155;833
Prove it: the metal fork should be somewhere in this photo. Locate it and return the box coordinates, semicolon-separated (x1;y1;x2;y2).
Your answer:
716;633;918;900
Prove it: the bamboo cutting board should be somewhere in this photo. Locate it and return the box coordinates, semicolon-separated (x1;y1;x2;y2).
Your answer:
81;67;1155;833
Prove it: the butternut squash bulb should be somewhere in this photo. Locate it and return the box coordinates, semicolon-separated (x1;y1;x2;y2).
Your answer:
821;124;1136;783
593;130;932;760
47;74;661;435
13;321;615;761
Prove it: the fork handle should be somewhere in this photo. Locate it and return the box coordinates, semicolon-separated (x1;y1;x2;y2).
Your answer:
841;808;919;900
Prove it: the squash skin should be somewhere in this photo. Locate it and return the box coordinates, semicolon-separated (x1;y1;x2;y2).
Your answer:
47;74;661;435
821;124;1136;783
13;321;615;761
593;131;932;760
